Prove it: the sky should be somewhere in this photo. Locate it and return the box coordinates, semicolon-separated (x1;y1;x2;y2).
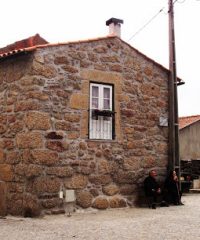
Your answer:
0;0;199;117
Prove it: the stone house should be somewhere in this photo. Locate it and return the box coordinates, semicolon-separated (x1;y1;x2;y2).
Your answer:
0;19;181;216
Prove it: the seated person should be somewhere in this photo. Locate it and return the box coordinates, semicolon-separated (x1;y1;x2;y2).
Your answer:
144;170;162;209
164;170;183;205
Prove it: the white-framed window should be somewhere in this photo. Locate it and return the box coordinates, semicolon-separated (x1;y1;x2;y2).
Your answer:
89;83;114;140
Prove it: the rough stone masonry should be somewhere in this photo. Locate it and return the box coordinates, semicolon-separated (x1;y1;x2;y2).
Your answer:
0;36;169;216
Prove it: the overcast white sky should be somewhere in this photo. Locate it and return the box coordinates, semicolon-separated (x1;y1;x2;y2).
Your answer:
1;0;199;117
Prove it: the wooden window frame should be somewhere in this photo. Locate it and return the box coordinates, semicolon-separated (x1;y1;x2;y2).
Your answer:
89;82;115;140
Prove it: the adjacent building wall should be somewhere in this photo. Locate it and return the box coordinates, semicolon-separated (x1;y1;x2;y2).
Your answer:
0;38;169;216
180;121;200;160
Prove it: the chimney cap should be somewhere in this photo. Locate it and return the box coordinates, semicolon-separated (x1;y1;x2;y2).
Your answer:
106;18;124;26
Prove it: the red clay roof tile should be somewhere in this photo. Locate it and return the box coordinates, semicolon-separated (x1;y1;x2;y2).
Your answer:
179;115;200;129
0;34;48;55
0;34;183;84
0;35;171;74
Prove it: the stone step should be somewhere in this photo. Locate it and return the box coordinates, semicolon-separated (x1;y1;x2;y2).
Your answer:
189;189;200;193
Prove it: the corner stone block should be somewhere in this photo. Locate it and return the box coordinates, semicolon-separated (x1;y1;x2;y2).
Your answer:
70;94;88;110
76;191;93;208
98;160;110;174
33;176;60;194
102;184;119;196
31;150;59;166
25;111;51;130
16;132;43;149
109;197;127;208
64;175;88;189
92;197;109;209
31;61;57;79
80;69;121;83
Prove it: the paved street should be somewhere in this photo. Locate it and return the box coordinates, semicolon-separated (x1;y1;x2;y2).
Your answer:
0;193;200;240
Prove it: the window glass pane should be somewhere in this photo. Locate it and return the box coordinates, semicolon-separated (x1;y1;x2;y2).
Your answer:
92;86;99;97
92;98;98;109
89;83;113;140
104;99;110;109
104;88;110;99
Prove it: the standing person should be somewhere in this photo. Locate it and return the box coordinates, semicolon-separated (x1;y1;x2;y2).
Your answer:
144;170;162;209
164;170;183;205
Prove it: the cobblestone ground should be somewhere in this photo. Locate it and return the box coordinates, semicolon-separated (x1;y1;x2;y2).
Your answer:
0;193;200;240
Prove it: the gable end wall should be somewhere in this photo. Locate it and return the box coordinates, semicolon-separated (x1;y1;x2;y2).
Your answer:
0;38;169;215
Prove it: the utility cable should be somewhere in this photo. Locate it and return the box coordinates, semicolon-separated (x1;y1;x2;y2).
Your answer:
176;0;186;3
127;7;165;42
127;0;187;42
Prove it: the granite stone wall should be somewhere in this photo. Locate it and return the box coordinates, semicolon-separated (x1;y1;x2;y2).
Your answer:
0;37;169;216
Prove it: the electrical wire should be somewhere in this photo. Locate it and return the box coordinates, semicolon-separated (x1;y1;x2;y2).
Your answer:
127;0;188;43
176;0;186;3
127;7;165;42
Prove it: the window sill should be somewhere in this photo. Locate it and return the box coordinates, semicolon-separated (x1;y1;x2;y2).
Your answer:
86;139;118;143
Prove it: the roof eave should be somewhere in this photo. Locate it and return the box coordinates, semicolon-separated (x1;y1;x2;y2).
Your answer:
0;35;184;83
0;46;37;60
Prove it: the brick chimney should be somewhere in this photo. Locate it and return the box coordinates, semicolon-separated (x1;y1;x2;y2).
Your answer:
106;18;124;38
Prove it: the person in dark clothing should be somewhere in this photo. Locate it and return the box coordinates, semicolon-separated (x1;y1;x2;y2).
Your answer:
144;170;162;209
164;170;183;205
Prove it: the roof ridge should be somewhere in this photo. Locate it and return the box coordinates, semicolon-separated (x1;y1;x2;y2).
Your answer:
0;34;183;82
0;35;117;59
24;35;174;76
